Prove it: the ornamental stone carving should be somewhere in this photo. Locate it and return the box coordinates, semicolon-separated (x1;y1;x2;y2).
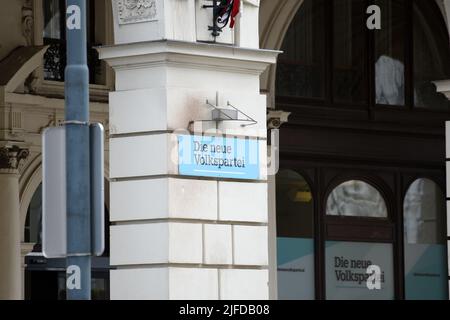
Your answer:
117;0;158;25
267;110;291;129
0;145;30;170
22;0;34;46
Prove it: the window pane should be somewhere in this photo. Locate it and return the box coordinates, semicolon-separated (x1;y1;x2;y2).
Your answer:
375;0;406;106
333;0;367;104
404;179;446;244
403;179;449;300
43;0;65;81
43;0;62;40
326;180;387;218
413;2;450;110
26;184;42;244
276;0;326;100
276;170;314;300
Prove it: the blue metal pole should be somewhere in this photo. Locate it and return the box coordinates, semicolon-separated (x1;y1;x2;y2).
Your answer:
65;0;91;300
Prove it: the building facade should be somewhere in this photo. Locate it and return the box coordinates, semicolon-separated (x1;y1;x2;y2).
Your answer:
0;0;449;300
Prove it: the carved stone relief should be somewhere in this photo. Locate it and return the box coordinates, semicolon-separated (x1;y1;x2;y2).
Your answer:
116;0;158;25
22;0;34;46
22;0;39;93
0;145;30;170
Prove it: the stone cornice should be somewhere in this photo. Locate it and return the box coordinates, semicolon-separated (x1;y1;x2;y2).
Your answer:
97;40;280;75
5;92;109;114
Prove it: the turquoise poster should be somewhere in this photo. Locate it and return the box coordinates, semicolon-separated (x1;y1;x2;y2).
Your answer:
277;237;315;300
404;244;449;300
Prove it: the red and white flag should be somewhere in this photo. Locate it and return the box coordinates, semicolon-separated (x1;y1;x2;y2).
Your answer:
217;0;240;29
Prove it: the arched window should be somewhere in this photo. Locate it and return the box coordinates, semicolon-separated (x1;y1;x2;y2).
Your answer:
326;180;388;218
273;0;449;300
403;178;449;299
333;0;367;104
25;184;42;244
276;0;326;100
276;170;315;300
324;179;394;300
276;0;450;110
24;181;111;300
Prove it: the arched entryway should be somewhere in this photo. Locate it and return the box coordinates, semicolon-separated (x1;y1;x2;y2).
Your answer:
272;0;450;300
23;182;111;300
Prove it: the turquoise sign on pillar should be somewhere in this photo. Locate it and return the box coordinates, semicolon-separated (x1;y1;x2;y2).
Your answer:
178;135;260;180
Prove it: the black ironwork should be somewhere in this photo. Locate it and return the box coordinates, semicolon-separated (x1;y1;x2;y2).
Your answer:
43;38;101;84
202;0;234;40
43;38;66;81
42;0;100;83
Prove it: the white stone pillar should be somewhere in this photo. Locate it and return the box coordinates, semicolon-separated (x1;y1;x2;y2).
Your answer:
0;144;29;300
0;170;22;299
100;0;278;300
267;174;278;300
